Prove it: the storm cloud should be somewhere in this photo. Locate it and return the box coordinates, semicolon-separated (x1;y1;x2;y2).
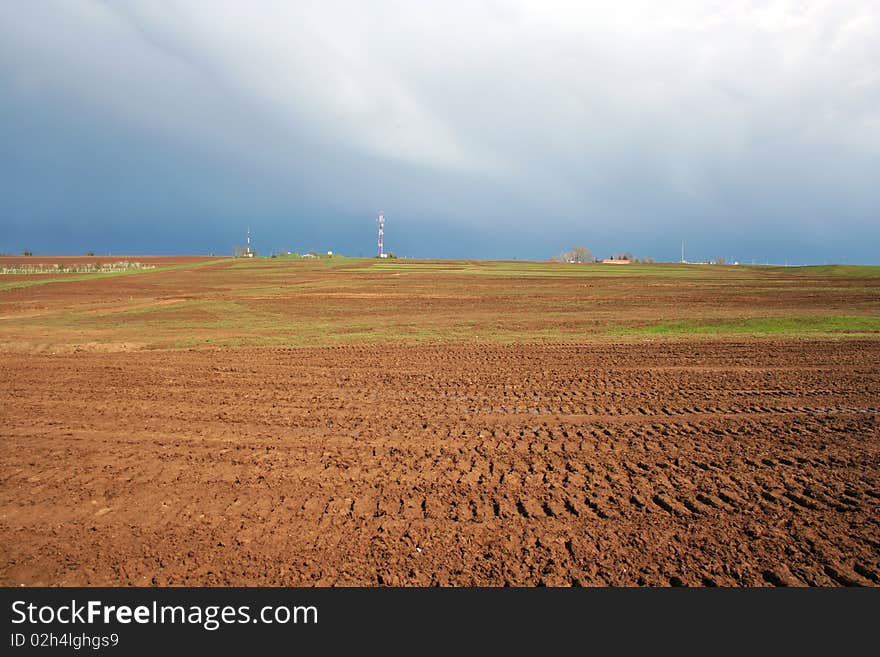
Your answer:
2;1;878;262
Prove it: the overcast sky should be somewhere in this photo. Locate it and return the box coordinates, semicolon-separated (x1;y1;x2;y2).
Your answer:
2;1;878;262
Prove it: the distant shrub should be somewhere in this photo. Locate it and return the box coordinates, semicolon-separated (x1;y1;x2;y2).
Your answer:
1;261;156;275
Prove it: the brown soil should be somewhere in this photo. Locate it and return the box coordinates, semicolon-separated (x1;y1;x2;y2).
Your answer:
2;341;878;586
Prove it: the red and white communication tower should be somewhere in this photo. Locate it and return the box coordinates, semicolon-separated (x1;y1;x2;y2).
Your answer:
377;210;385;258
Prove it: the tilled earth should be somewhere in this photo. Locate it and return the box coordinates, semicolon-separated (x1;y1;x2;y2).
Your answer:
1;341;878;586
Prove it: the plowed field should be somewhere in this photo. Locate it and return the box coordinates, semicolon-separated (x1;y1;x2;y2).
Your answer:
1;258;878;585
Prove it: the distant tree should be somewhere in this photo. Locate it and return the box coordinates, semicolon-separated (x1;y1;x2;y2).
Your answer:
551;246;592;263
233;245;258;257
713;257;726;265
84;251;95;256
22;249;33;256
387;252;397;259
570;246;593;263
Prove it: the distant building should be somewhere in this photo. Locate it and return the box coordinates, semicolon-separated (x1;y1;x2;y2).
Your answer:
601;258;631;264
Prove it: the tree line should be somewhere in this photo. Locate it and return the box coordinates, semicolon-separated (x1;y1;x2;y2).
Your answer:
550;247;650;263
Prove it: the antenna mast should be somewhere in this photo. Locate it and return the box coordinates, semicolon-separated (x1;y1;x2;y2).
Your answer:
377;211;385;258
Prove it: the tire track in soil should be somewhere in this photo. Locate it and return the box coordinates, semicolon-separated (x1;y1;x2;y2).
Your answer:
1;340;878;586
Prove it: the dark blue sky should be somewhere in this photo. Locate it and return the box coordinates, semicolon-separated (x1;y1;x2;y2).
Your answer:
2;1;878;263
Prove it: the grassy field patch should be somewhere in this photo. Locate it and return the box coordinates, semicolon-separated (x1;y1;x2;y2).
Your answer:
612;315;880;336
